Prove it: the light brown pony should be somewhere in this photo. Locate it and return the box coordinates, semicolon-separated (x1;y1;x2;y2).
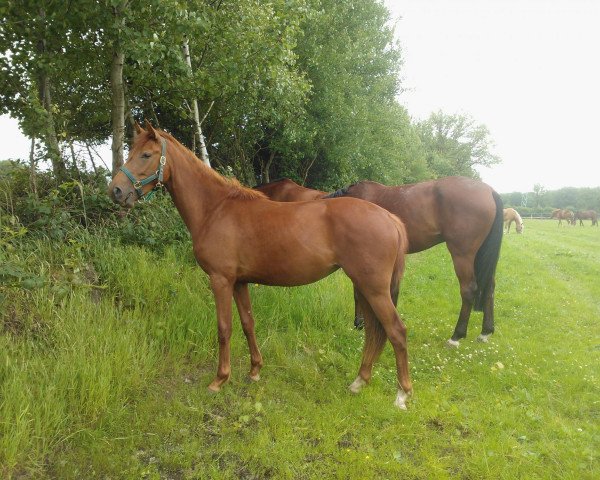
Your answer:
574;210;599;226
327;178;503;347
254;178;326;201
108;123;413;409
503;208;524;234
550;208;575;226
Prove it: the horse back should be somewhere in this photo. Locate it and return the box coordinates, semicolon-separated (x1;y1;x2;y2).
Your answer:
343;177;497;254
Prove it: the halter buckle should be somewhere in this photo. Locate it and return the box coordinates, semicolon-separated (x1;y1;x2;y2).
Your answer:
133;180;142;189
160;156;166;166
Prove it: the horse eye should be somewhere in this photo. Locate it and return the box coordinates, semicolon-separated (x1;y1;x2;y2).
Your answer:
141;152;151;159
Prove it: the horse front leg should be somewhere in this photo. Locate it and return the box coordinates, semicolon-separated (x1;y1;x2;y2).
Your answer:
233;282;263;382
208;275;234;392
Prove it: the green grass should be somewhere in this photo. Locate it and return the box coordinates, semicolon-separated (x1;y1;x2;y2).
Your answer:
1;220;599;478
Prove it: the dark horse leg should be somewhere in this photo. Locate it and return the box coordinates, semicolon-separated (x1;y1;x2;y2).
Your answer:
480;277;495;342
447;252;477;347
353;289;364;329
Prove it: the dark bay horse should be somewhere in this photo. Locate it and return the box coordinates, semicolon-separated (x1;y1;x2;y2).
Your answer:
326;178;504;347
574;210;598;226
108;123;413;409
503;208;524;234
255;178;326;201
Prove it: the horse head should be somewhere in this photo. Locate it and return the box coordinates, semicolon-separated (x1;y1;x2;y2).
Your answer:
108;121;169;208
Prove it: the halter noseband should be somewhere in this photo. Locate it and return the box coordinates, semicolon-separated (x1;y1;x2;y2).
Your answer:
119;138;167;199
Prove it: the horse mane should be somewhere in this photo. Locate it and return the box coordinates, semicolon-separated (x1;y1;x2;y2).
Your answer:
324;182;361;198
149;130;266;201
254;177;288;188
514;209;523;223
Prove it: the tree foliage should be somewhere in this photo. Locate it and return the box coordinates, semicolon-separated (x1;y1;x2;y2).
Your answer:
502;186;600;212
417;111;500;179
1;0;498;190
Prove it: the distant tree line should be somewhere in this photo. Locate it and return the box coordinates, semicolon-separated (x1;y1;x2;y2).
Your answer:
1;0;500;191
502;186;600;215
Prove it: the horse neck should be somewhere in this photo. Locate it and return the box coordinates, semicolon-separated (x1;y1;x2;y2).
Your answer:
165;145;229;238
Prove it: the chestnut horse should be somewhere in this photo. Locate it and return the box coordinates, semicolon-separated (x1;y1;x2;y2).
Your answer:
550;209;574;226
255;178;326;201
574;210;599;226
108;123;413;409
503;208;524;234
326;178;503;347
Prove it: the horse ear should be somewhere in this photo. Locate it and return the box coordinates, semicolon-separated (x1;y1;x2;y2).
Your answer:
134;122;144;135
144;119;158;139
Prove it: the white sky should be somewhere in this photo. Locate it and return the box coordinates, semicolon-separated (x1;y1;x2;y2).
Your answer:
2;0;599;193
388;0;600;192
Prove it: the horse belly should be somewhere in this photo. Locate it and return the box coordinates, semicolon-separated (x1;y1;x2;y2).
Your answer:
237;232;339;286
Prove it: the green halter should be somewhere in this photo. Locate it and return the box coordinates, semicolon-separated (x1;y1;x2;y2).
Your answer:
120;138;167;200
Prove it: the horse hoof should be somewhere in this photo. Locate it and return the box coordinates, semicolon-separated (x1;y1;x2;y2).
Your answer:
393;389;410;410
207;384;220;394
446;339;460;348
247;373;260;383
348;376;367;394
477;334;490;343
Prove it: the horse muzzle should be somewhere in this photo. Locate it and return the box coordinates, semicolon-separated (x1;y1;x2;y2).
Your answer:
109;181;136;209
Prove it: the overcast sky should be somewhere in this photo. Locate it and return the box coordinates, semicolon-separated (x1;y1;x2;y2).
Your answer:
2;0;599;193
388;0;600;192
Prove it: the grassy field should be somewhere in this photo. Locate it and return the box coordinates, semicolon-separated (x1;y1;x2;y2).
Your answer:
1;219;599;479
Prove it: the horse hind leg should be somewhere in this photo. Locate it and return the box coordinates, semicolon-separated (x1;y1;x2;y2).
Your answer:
478;277;496;343
447;254;477;347
369;292;412;409
349;291;386;394
352;271;400;331
351;287;412;409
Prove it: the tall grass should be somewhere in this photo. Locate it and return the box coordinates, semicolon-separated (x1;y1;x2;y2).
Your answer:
1;220;599;478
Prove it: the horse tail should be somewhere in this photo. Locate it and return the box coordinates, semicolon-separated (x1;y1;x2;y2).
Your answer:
473;191;503;311
388;213;409;306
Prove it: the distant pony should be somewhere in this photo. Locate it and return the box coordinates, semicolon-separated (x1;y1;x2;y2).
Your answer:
574;210;599;226
503;208;523;233
551;209;574;226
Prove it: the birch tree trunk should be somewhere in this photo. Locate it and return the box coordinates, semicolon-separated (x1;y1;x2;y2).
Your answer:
29;137;38;197
182;37;211;167
109;3;126;178
110;48;125;177
38;8;66;180
85;143;98;175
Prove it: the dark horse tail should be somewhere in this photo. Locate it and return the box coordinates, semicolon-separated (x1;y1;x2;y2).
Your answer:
473;191;503;311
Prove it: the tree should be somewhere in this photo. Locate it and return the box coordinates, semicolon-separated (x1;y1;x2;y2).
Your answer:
286;0;422;189
1;0;430;190
417;111;501;179
0;1;69;179
532;183;546;208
